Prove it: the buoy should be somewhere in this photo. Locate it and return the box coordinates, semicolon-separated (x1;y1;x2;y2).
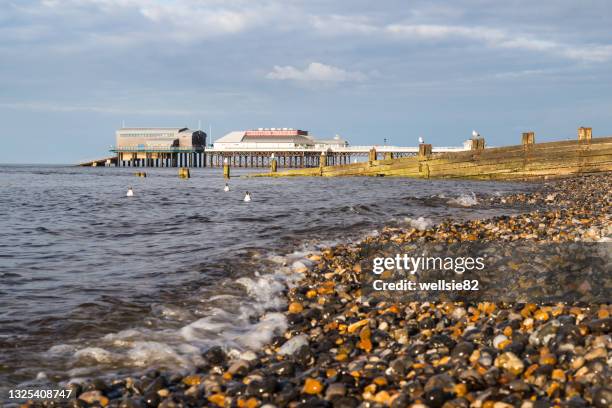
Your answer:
224;183;230;192
126;187;134;197
244;192;251;202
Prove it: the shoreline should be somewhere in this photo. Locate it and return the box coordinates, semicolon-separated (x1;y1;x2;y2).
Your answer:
23;174;611;408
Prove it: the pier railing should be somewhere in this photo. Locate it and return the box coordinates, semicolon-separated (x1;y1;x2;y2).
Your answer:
109;146;203;153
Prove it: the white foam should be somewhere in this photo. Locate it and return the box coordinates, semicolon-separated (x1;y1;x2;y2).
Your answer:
47;344;77;355
128;341;192;368
448;192;478;207
74;347;117;364
152;304;192;321
52;247;317;385
404;216;433;230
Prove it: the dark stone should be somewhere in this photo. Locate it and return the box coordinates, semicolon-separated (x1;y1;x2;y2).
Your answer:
144;377;166;395
419;317;436;330
483;368;500;387
587;318;612;334
225;381;247;397
451;342;474;360
422;387;451;408
504;341;526;356
203;345;226;365
119;398;143;408
246;377;277;396
297;397;330;407
142;391;160;408
288;313;305;325
84;378;108;392
332;396;360;408
294;344;315;366
390;393;411;408
275;385;300;406
533;398;553;408
389;357;409;376
430;334;456;349
565;397;589;408
592;387;612;408
270;360;296;377
507;379;530;394
424;373;455;392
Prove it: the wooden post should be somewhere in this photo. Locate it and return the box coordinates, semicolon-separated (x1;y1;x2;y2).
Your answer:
419;143;432;158
470;138;485;150
522;132;535;145
223;158;230;179
178;168;190;179
578;127;592;142
270;156;277;173
384;152;393;160
320;152;327;167
368;148;377;163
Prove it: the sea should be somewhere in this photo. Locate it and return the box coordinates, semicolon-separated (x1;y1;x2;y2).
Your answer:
0;165;536;395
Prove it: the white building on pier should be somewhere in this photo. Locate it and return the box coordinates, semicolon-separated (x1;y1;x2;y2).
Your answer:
213;128;348;150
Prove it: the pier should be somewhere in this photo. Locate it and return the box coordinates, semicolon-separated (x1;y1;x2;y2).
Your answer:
79;126;470;168
84;145;469;168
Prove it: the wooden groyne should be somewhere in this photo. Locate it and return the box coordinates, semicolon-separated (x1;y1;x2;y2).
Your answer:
250;128;612;180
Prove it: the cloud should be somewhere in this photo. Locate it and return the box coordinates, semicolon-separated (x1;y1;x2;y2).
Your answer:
266;62;367;82
384;23;612;62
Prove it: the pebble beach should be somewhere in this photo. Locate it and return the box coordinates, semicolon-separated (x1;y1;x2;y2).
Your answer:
22;174;611;408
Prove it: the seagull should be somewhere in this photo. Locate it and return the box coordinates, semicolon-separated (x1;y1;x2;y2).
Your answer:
472;130;479;139
244;192;251;202
224;183;230;192
418;136;424;144
126;187;134;197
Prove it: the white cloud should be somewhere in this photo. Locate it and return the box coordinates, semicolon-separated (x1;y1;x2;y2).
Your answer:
384;23;612;62
266;62;367;82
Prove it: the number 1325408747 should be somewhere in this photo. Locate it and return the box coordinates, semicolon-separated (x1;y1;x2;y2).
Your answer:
8;389;73;401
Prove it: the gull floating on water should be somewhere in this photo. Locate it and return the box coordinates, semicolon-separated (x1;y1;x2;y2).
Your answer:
126;187;134;197
244;192;251;202
224;183;230;192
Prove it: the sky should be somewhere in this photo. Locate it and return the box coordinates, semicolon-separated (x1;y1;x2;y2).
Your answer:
1;0;612;163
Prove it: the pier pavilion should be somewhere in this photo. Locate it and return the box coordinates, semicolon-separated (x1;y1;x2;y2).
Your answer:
111;128;207;167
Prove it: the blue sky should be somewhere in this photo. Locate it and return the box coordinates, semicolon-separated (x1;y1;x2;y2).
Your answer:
1;0;612;163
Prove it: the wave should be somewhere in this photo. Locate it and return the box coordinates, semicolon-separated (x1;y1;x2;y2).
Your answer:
448;192;478;207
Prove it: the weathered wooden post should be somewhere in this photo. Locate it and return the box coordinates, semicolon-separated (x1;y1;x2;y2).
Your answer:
419;143;432;158
418;144;432;179
368;148;377;163
270;154;277;173
471;138;485;150
223;158;230;179
384;152;394;160
178;168;190;179
522;132;535;145
318;152;326;176
578;127;592;142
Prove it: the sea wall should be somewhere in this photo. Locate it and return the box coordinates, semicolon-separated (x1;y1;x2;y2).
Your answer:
251;135;612;180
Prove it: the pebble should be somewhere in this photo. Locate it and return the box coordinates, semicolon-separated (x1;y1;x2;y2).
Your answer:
495;352;525;375
303;378;323;395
